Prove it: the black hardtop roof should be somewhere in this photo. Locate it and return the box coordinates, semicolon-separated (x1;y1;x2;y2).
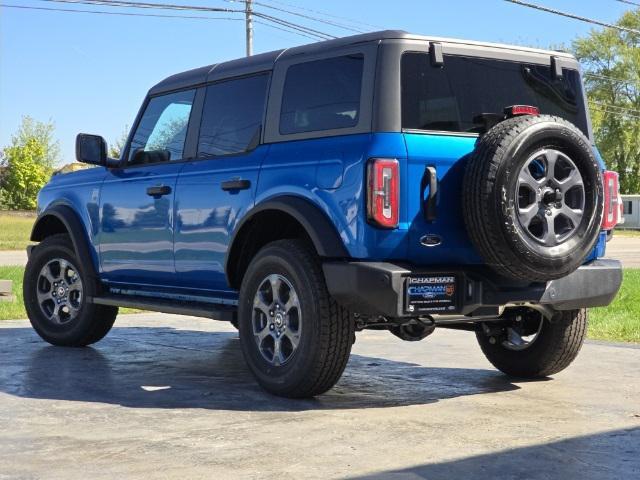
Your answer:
149;29;576;95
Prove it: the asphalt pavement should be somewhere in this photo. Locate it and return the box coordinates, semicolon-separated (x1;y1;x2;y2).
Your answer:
0;313;638;479
604;235;640;268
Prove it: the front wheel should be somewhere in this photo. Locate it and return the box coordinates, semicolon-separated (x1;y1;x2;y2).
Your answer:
238;239;354;398
476;308;587;378
23;234;118;347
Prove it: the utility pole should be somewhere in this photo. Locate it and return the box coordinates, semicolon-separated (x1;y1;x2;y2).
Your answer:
245;0;253;57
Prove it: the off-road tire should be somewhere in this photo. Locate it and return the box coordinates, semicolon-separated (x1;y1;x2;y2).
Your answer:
24;234;118;347
476;308;588;378
463;115;603;282
238;239;354;398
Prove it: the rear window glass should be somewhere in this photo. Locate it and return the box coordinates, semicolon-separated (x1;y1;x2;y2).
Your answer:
198;73;269;157
401;53;589;136
280;54;364;135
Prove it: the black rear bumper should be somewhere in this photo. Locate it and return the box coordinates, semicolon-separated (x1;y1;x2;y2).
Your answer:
322;259;622;318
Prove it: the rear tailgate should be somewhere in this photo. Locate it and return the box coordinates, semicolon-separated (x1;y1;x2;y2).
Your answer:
404;133;482;265
400;51;593;268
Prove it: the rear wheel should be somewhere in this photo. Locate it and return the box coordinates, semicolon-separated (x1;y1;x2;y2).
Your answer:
238;239;354;398
23;234;118;347
476;308;587;378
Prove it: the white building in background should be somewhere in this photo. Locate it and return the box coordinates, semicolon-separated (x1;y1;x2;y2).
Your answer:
621;194;640;229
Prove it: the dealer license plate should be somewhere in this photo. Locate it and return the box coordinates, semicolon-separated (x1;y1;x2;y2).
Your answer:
405;274;459;313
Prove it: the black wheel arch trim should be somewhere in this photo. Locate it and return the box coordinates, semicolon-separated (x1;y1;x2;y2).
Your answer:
30;204;100;285
225;195;349;285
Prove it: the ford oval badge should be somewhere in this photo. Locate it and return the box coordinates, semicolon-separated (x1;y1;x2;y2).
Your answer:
420;234;442;247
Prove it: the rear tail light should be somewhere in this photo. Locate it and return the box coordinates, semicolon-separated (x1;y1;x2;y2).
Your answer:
367;158;399;228
602;170;620;230
504;105;540;117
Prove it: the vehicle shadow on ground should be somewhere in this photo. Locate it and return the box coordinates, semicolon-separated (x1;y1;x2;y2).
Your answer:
0;326;521;411
344;427;640;480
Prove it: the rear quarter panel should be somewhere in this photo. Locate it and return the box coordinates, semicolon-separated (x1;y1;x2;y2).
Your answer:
257;132;410;260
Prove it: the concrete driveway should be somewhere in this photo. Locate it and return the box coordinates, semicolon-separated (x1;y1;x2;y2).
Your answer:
0;250;27;267
0;313;638;479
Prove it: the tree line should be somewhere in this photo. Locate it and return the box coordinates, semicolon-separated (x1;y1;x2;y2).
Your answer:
1;8;639;210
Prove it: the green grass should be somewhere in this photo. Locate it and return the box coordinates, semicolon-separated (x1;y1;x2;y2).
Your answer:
0;212;35;250
0;266;140;320
0;266;26;320
590;269;640;343
613;229;640;238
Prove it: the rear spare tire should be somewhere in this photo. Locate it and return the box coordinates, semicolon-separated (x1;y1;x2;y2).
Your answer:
463;115;603;282
476;308;588;378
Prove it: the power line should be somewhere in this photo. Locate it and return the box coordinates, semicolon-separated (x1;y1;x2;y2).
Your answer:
615;0;640;7
40;0;242;13
252;11;335;39
503;0;640;35
585;72;640;87
253;19;318;41
227;0;366;33
589;100;640;116
590;104;640;120
250;0;382;29
39;0;334;40
0;2;241;20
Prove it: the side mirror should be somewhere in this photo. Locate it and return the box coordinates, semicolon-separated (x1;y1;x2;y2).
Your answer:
76;133;107;166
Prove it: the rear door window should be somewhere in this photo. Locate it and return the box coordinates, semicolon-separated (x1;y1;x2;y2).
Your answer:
280;54;364;135
198;73;269;157
401;53;589;136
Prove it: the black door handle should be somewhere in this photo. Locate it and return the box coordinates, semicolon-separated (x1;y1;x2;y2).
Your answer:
420;166;438;222
146;185;172;198
221;179;251;191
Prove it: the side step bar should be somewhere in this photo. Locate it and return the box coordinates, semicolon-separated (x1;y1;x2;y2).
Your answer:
89;295;237;322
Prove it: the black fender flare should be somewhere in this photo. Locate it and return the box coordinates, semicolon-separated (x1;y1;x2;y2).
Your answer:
30;204;100;284
225;195;349;286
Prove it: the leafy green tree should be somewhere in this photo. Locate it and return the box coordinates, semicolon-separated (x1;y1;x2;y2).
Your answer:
573;9;640;193
0;117;57;210
109;125;130;159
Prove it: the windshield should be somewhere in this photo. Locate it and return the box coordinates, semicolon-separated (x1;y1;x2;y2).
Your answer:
401;53;589;136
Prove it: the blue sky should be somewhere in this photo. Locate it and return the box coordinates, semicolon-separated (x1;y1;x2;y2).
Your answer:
0;0;633;165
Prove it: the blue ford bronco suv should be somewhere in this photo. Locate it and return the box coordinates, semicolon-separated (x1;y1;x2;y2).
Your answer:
25;31;623;398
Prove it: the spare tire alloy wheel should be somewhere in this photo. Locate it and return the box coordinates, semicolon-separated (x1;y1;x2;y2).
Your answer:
37;258;83;325
517;149;585;248
252;274;301;367
463;115;603;282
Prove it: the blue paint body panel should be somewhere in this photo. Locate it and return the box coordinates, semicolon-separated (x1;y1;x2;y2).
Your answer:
36;131;608;299
99;162;183;286
174;145;269;293
403;133;484;265
37;167;107;275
